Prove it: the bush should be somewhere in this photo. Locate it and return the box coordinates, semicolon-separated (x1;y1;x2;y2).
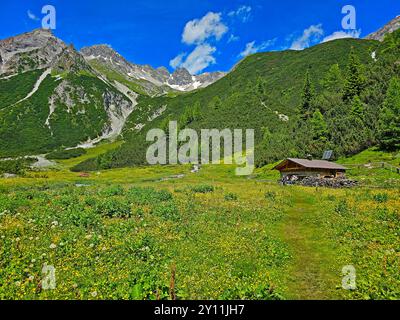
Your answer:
69;208;102;229
373;193;389;203
127;187;173;205
265;191;277;201
95;199;132;218
190;185;215;194
46;148;87;160
0;159;30;175
335;200;350;215
224;193;238;201
151;202;180;221
100;185;125;197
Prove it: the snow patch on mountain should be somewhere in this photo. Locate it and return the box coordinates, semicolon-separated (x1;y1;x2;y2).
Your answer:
81;45;226;93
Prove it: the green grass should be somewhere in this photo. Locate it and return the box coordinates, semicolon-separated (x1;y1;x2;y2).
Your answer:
338;148;400;187
0;147;399;299
338;148;400;166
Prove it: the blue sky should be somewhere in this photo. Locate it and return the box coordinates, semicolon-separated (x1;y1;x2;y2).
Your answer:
1;1;399;74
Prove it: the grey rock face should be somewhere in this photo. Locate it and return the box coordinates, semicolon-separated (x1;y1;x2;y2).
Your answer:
196;71;227;87
81;45;226;93
0;29;67;76
168;68;193;86
166;68;226;91
366;16;400;41
81;44;170;86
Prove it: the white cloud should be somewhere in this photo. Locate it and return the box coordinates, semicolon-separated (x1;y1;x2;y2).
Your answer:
290;24;324;50
239;39;277;57
27;10;40;21
169;53;187;69
173;44;217;75
228;34;240;43
322;29;361;43
182;12;228;45
228;5;252;23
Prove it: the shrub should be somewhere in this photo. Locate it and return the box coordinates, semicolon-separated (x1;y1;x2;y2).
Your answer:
100;185;125;197
127;187;173;205
265;191;277;201
0;159;29;175
335;200;350;215
95;199;132;218
224;193;238;201
190;185;215;194
373;193;389;203
46;148;87;160
151;202;180;221
69;208;102;229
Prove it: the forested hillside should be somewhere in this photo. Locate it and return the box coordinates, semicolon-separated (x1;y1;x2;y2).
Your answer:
0;71;130;157
74;33;399;171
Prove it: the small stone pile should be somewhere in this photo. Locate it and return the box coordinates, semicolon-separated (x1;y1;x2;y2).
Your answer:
299;177;358;188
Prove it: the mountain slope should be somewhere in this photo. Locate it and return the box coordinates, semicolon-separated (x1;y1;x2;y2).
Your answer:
0;30;135;157
74;37;385;170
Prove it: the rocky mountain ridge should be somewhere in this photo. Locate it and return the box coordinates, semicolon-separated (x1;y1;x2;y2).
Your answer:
80;44;226;93
366;15;400;41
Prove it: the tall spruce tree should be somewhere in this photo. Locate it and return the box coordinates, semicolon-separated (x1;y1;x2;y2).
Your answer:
350;95;365;120
378;77;400;151
255;76;269;103
310;109;328;142
321;63;344;93
298;70;315;120
343;48;366;102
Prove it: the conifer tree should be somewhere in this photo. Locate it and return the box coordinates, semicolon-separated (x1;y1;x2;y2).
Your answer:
379;77;400;151
343;48;365;102
310;109;328;142
255;77;269;103
192;101;202;121
321;63;343;93
350;95;365;119
210;96;222;110
298;70;315;120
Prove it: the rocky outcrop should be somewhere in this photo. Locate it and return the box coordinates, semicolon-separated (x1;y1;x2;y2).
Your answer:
0;29;66;76
366;16;400;41
81;44;226;93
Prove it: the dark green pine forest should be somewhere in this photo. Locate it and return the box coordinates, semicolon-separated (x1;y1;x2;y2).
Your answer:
73;30;400;171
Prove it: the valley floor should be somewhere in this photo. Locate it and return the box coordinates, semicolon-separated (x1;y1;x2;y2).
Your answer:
0;148;399;300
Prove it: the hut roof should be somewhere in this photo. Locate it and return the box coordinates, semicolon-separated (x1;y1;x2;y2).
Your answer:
274;158;348;171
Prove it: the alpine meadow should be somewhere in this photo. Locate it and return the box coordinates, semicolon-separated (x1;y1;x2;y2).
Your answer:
0;1;400;303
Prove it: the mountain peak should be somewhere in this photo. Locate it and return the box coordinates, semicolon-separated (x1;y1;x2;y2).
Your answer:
173;67;192;76
81;44;121;60
81;44;226;93
0;28;67;76
366;16;400;41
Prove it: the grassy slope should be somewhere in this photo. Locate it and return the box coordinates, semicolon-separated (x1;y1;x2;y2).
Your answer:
78;38;377;170
338;148;400;187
